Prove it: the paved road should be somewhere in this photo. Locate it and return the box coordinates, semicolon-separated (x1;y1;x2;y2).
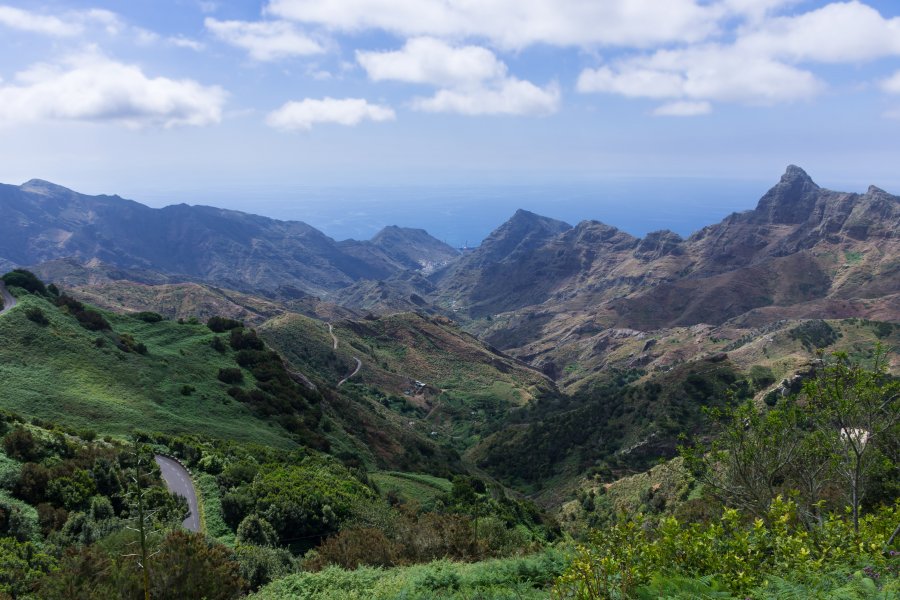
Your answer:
154;455;200;532
0;281;16;316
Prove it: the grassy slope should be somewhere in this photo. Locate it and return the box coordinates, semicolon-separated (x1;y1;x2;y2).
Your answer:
370;471;453;509
0;292;296;448
250;549;567;600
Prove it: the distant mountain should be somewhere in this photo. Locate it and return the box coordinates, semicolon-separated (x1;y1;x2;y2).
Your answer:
0;179;457;297
430;166;899;357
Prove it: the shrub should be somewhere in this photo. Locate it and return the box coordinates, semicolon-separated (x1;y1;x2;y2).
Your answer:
1;269;47;295
3;428;41;462
218;368;244;385
208;316;244;333
25;307;49;325
133;311;163;323
230;328;265;351
236;514;279;547
553;499;900;597
210;336;228;353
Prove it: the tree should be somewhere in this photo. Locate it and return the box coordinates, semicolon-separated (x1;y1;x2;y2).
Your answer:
803;348;900;532
682;347;899;532
236;514;278;547
681;399;809;520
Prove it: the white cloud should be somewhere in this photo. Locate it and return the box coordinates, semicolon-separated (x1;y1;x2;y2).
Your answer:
169;36;205;51
357;38;506;87
358;37;559;116
0;5;81;36
736;1;900;63
652;100;712;116
413;79;560;116
205;18;324;61
267;0;721;49
578;44;823;108
0;53;226;128
266;97;395;130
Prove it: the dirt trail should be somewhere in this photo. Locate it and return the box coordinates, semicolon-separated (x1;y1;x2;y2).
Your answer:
328;322;362;387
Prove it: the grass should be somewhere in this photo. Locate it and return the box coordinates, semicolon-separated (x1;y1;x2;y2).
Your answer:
370;471;452;509
0;292;296;448
196;472;234;545
249;548;568;600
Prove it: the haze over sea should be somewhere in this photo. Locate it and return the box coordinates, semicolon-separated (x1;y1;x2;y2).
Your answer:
135;177;787;249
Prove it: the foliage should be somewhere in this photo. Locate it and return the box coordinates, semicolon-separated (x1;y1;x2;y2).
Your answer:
24;307;48;325
476;361;747;489
251;548;568;600
133;311;164;323
218;367;244;384
789;319;839;350
553;499;899;598
682;348;899;529
0;536;56;598
208;316;244;333
38;529;245;600
232;457;378;543
2;269;47;296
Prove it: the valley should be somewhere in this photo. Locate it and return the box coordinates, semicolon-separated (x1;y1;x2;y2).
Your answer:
0;166;897;598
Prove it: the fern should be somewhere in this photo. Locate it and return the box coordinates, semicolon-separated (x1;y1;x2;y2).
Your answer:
753;574;893;600
635;574;735;599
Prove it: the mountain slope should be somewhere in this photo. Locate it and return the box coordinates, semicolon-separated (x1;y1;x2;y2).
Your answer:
434;166;899;354
0;179;456;298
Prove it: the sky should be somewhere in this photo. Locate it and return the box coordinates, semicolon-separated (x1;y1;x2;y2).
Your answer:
1;0;900;244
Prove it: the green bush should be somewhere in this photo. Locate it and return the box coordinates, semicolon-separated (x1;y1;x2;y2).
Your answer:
553;499;899;597
2;269;47;295
208;316;244;333
25;307;49;325
133;311;164;323
218;368;245;385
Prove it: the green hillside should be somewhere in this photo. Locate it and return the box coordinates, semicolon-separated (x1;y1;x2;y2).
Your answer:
0;290;297;448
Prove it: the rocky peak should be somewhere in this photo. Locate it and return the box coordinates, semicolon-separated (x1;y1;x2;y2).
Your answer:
476;209;571;263
752;165;822;225
634;229;685;259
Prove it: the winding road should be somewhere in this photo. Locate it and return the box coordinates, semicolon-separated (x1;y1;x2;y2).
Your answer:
328;322;362;387
0;281;16;316
155;455;200;533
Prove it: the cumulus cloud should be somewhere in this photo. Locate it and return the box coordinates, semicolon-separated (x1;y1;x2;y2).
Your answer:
575;1;900;115
0;5;118;36
266;97;395;130
736;1;900;63
652;100;712;116
205;18;324;61
412;79;559;116
0;53;226;128
357;38;506;87
578;45;822;108
266;0;721;49
358;38;559;116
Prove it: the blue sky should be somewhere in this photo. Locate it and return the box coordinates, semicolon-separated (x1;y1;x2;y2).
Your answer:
1;1;900;242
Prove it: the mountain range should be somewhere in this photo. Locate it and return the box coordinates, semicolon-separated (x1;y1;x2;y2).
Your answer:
2;166;898;372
